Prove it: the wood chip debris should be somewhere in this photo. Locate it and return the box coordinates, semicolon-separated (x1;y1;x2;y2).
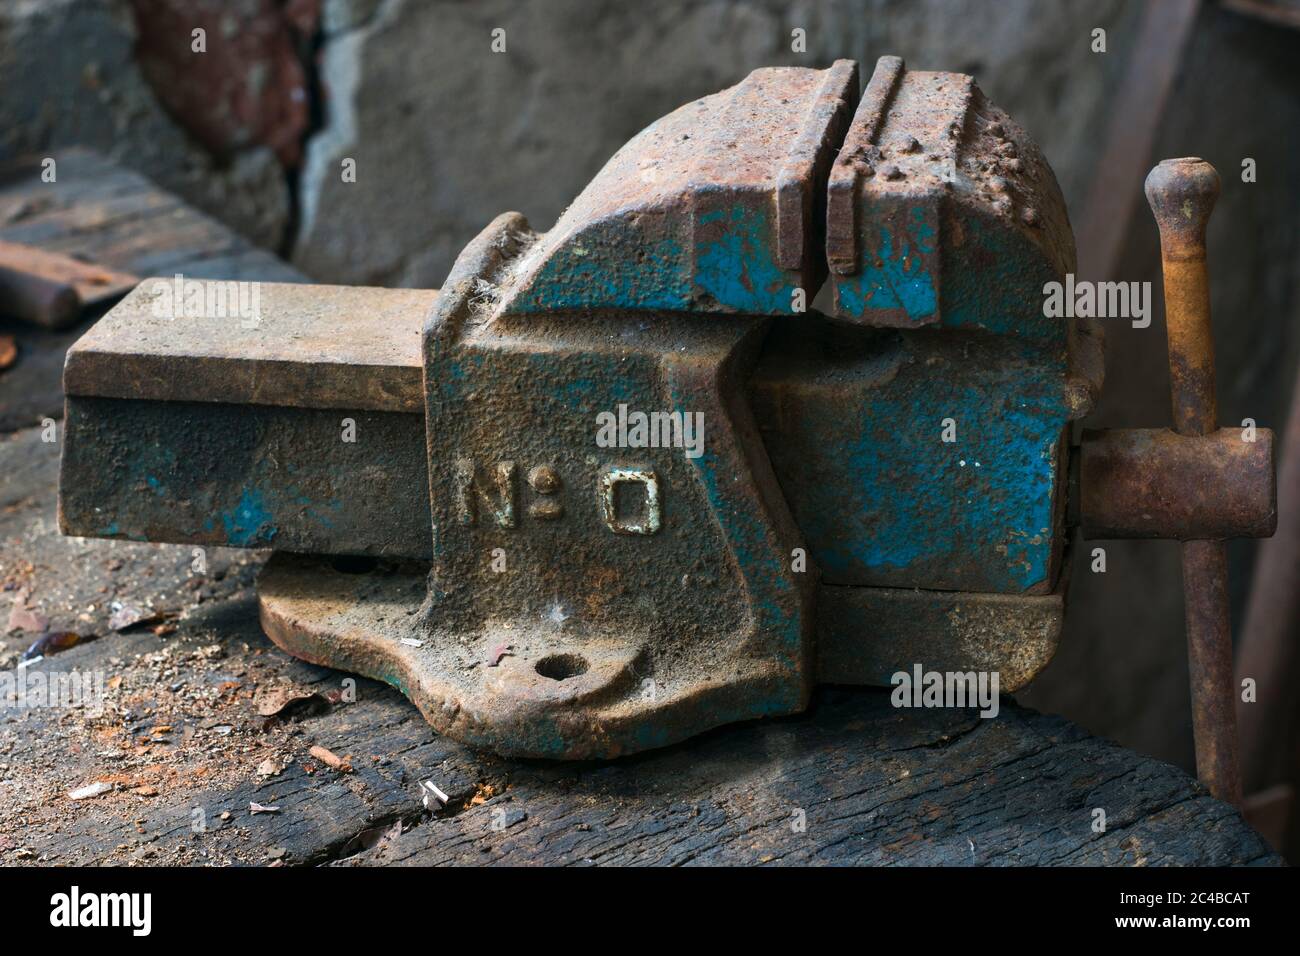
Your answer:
249;802;281;815
68;781;114;801
420;780;449;809
309;745;352;772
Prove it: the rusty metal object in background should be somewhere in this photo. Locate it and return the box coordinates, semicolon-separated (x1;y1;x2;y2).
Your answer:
0;239;138;329
57;65;1276;764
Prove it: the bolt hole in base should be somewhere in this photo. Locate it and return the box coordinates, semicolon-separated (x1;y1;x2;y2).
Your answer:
331;555;379;575
535;653;589;681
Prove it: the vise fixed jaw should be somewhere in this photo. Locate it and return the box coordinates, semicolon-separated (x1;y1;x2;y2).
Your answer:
64;56;1125;758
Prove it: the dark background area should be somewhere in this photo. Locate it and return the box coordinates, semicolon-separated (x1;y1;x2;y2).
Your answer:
0;0;1296;827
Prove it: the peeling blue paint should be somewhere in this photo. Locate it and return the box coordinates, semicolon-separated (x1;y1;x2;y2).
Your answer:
803;378;1061;592
505;200;802;317
512;226;687;313
219;488;278;547
693;204;795;314
941;213;1063;346
841;209;939;321
752;329;1069;594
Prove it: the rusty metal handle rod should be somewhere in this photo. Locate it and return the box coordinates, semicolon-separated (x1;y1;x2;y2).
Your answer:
0;261;79;328
1145;158;1242;805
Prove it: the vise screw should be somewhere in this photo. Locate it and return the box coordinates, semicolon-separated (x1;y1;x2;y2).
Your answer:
58;58;1275;792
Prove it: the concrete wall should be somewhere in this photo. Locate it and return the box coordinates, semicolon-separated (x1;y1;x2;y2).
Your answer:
293;0;1134;285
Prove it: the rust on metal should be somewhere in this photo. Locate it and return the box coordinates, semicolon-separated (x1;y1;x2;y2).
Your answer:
1146;158;1222;436
57;59;1089;758
409;209;816;758
0;239;137;329
817;579;1065;692
64;281;432;413
493;61;859;318
776;60;861;270
823;55;1076;340
826;55;903;275
1080;426;1276;540
1145;157;1243;805
1182;539;1241;803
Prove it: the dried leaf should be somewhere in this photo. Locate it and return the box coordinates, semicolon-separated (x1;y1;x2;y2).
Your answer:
108;603;162;632
338;819;403;858
7;601;47;634
256;684;331;720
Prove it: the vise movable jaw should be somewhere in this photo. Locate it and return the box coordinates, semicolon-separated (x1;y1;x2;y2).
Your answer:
58;58;1274;768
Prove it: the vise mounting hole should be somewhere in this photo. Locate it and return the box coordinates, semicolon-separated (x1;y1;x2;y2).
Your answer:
535;653;589;681
331;555;378;575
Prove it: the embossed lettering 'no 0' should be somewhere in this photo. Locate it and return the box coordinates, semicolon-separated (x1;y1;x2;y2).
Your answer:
453;459;661;535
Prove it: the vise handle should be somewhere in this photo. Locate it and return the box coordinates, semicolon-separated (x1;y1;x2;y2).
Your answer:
1078;159;1278;805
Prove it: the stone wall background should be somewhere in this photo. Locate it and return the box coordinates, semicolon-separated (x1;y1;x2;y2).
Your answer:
1;0;1297;775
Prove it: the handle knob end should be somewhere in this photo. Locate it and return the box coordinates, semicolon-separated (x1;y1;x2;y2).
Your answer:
1145;157;1220;250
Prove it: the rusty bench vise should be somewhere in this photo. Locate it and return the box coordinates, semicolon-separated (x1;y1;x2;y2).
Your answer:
57;57;1275;793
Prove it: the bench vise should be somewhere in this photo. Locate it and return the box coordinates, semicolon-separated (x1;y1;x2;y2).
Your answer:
58;58;1275;786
